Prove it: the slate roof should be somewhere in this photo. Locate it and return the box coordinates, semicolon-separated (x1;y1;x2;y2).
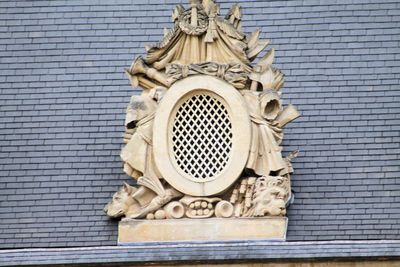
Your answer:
0;0;399;249
1;240;400;266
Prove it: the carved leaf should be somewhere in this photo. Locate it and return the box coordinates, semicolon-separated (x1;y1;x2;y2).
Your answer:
258;48;275;67
225;3;242;21
247;39;270;61
225;3;242;29
202;0;217;15
172;4;184;22
287;150;299;161
146;24;179;51
137;176;165;197
247;29;261;50
215;18;245;40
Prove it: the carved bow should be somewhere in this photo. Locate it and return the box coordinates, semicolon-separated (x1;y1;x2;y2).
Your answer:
166;62;248;89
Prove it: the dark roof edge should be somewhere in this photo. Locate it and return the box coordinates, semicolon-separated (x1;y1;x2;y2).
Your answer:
1;240;400;266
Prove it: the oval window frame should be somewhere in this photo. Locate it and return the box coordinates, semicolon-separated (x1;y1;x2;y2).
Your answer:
153;75;251;196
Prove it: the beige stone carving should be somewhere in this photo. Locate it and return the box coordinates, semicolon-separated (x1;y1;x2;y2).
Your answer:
121;90;160;181
242;90;287;177
104;183;155;218
276;104;301;128
153;75;251;196
166;62;248;89
229;176;289;218
249;49;284;91
119;217;288;243
180;196;221;218
104;182;183;219
245;176;289;217
105;0;301;227
215;200;234;218
163;201;185;219
229;176;257;217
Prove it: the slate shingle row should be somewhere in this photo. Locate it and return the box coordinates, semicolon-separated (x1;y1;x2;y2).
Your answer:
1;240;400;266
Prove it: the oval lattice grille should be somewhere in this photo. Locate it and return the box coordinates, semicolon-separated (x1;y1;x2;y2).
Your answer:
171;94;233;179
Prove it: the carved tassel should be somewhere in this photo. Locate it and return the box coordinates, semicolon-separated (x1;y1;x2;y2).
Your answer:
204;18;214;42
204;1;218;43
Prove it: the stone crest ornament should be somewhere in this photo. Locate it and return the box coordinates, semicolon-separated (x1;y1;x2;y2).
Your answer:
104;0;301;242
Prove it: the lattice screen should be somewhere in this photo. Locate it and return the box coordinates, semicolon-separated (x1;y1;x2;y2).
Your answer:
171;93;233;179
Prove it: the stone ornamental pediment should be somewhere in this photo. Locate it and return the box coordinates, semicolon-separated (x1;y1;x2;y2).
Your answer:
104;0;300;242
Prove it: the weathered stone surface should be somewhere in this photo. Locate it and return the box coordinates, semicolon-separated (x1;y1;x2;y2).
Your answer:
118;217;287;243
106;0;298;227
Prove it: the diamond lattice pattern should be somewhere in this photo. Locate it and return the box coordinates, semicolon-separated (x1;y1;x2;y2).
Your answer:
172;94;233;179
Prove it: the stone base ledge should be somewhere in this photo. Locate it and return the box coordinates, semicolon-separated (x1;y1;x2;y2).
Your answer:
118;217;287;244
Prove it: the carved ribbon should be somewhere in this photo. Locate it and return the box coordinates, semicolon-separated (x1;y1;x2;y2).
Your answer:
166;62;248;89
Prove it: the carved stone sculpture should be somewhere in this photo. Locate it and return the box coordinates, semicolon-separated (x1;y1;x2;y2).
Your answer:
105;0;300;228
244;176;289;217
121;87;163;181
